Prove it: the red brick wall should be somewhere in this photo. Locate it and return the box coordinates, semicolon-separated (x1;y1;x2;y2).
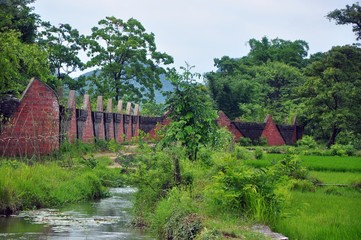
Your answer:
105;99;114;140
115;101;124;143
148;113;171;140
261;115;285;146
81;95;94;143
217;111;243;141
66;90;77;143
0;78;59;157
95;96;105;140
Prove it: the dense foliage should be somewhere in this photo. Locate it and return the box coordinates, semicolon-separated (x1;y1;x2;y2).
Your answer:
327;2;361;41
161;65;218;161
84;17;173;103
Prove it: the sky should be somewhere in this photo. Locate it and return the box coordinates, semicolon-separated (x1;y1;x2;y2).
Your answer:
32;0;357;77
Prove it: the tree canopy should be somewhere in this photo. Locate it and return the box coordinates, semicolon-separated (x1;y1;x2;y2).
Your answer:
84;17;173;103
301;45;361;147
327;2;361;41
206;37;307;122
0;0;39;43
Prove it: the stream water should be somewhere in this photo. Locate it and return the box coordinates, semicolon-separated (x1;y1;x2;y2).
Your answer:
0;187;154;240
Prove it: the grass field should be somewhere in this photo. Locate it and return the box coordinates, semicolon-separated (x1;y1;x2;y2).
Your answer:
244;154;361;172
274;189;361;240
245;153;361;239
309;171;361;185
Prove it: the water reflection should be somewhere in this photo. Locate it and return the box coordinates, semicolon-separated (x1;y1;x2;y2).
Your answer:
0;187;153;240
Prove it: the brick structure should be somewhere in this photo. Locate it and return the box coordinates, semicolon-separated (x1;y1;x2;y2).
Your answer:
0;78;59;157
105;99;115;140
0;79;304;158
94;96;105;140
217;111;243;141
114;100;124;143
78;95;94;143
65;90;77;143
261;115;286;146
125;102;133;141
133;104;140;137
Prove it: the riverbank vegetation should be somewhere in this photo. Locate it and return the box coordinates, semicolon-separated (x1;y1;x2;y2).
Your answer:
126;141;361;240
0;141;124;216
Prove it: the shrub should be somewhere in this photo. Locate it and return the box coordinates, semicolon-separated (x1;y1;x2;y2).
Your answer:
272;155;308;180
290;179;316;192
197;148;214;167
152;188;201;239
297;135;317;149
211;127;234;152
233;146;253;160
330;144;355;156
205;158;289;224
254;148;263;160
239;137;252;146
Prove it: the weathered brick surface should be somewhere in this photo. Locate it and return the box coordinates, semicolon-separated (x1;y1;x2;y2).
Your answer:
80;95;94;143
0;78;59;157
105;99;114;140
0;79;304;158
94;96;105;140
114;100;124;143
125;102;133;141
133;104;140;137
217;111;243;141
261;115;285;146
66;90;77;143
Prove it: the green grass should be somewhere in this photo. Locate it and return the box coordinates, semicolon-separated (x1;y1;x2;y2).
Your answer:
274;189;361;240
245;154;361;172
309;171;361;185
0;156;123;215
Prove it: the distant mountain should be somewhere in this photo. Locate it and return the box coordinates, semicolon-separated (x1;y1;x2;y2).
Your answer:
76;70;173;103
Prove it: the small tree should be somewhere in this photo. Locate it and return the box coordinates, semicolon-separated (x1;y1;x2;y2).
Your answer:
160;64;218;161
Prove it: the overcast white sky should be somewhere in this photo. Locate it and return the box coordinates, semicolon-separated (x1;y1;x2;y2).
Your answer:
32;0;357;76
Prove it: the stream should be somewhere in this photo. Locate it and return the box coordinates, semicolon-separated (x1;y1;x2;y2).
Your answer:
0;187;154;240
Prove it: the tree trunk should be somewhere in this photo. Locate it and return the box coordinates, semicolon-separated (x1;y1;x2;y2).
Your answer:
173;155;182;186
327;125;340;148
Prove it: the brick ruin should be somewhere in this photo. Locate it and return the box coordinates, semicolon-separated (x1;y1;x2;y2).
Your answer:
0;79;303;157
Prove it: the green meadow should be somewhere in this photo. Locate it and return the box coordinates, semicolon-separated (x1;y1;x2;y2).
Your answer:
244;153;361;240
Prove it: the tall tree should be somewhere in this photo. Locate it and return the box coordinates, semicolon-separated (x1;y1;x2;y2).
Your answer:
85;17;173;102
301;45;361;147
327;2;361;41
254;61;305;122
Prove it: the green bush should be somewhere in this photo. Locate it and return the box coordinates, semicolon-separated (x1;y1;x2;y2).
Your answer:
273;155;308;180
233;146;253;160
198;148;214;167
330;144;355;156
296;135;317;149
290;179;316;192
254;148;263;160
239;137;252;146
152;188;201;239
205;158;289;224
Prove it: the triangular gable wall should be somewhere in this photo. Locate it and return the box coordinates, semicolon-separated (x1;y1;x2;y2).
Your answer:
261;115;285;146
0;78;60;157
